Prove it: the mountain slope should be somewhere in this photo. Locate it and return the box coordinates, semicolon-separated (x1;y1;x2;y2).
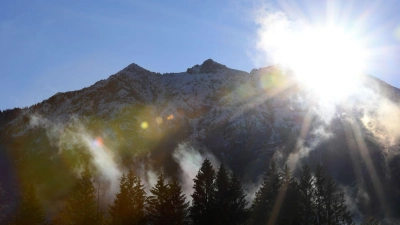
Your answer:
1;59;400;223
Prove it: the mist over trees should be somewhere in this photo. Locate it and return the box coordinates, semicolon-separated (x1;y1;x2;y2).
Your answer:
1;59;399;224
0;158;362;225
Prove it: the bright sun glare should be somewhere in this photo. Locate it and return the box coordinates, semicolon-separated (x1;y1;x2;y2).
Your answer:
263;21;367;100
282;26;366;100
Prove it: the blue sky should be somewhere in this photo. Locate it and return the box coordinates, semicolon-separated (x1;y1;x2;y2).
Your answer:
1;0;400;110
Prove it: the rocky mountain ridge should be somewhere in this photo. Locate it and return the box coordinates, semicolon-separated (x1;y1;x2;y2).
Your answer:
1;59;400;223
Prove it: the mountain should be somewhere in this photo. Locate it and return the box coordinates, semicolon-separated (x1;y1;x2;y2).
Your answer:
1;59;400;223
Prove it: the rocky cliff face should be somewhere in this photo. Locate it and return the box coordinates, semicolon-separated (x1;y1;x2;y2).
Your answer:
1;59;400;222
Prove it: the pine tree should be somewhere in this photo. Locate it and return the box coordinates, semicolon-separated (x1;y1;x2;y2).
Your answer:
109;173;130;225
249;160;281;225
109;169;146;225
298;164;315;225
323;175;354;225
57;170;98;225
324;176;337;225
360;217;380;225
332;192;353;225
95;181;106;225
166;177;190;225
227;173;248;225
190;159;216;225
277;165;300;225
147;172;170;225
13;183;45;225
296;164;354;225
131;173;146;225
314;164;327;225
214;165;230;225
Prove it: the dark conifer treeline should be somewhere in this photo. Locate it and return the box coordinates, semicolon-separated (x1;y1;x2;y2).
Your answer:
53;170;100;225
248;162;354;225
0;159;374;225
190;160;248;225
109;169;146;225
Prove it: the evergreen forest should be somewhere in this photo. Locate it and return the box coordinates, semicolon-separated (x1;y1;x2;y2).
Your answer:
0;159;378;225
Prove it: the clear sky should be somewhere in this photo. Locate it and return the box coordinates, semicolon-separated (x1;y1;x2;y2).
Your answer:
1;0;400;110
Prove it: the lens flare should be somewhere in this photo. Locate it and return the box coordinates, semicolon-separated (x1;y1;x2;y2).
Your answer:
92;137;103;147
155;117;163;124
167;115;174;120
140;121;149;129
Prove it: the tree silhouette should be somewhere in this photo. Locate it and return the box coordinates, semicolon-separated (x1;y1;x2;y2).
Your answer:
298;164;315;225
109;169;146;225
314;164;327;225
249;160;281;225
55;170;98;225
95;180;106;225
247;163;354;225
148;174;190;225
215;165;231;225
166;177;190;225
190;158;216;225
109;172;130;225
226;172;248;225
129;172;146;225
214;164;248;225
332;192;353;225
277;165;300;225
147;172;170;225
321;173;353;225
13;183;45;225
324;175;338;224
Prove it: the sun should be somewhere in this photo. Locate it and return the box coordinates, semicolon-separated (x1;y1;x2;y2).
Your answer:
273;25;367;101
